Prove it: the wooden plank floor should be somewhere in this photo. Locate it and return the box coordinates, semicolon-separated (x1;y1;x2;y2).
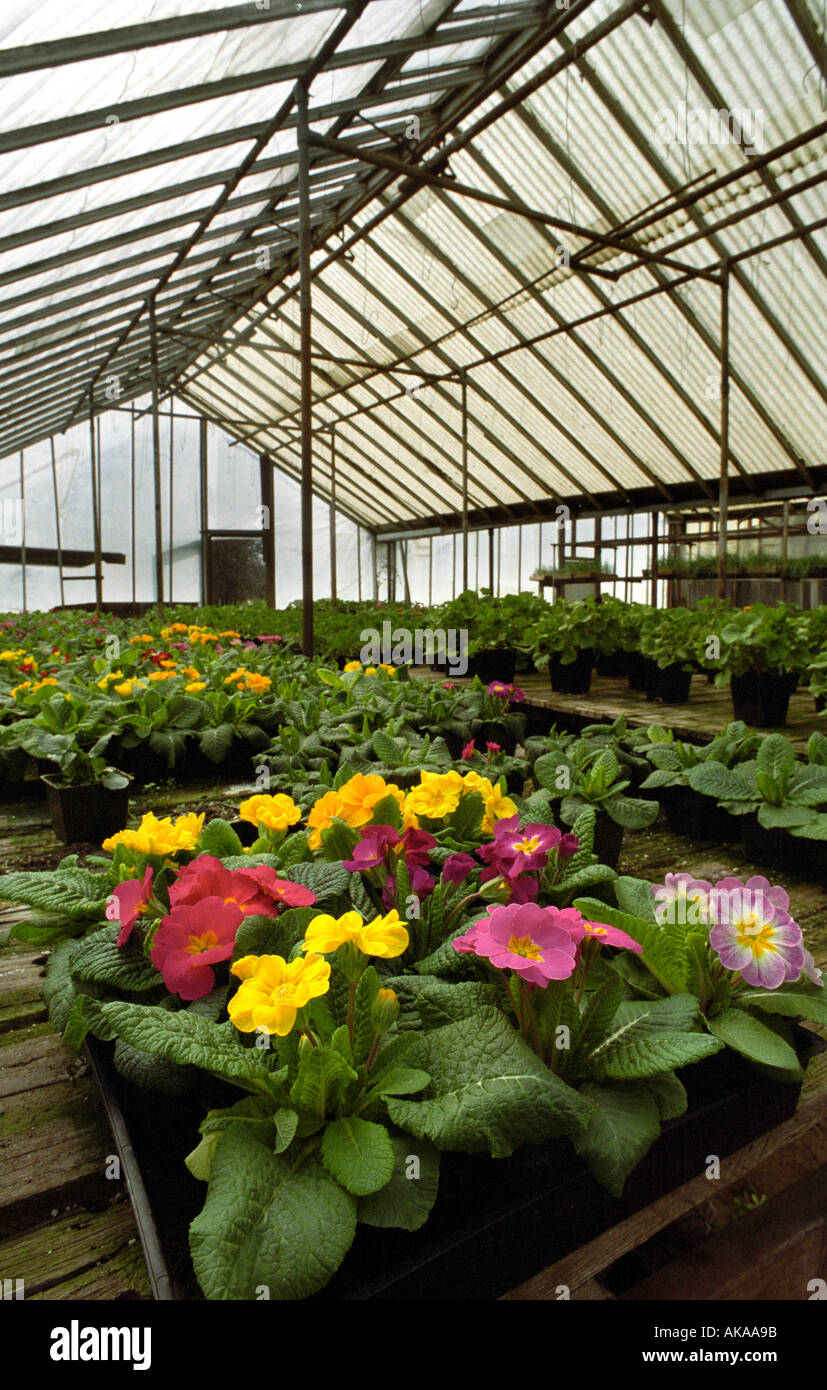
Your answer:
0;909;151;1300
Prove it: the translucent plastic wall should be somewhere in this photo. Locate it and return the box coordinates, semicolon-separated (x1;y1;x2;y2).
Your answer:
0;396;377;613
378;514;661;607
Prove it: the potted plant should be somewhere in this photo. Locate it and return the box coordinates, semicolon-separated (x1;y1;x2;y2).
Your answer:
28;730;132;843
715;606;808;726
532;742;658;867
528;598;604;695
638;608;703;703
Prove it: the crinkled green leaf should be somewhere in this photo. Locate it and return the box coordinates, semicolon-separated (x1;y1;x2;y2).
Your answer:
190;1125;356;1299
573;1081;661;1197
321;1115;395;1195
358;1129;440;1231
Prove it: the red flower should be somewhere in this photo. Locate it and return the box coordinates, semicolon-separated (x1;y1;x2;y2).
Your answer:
240;864;317;909
111;866;154;947
151;898;241;1000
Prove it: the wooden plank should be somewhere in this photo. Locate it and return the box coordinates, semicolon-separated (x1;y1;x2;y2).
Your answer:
28;1242;150;1301
501;1087;827;1300
0;997;47;1034
0;1101;112;1235
0;1200;146;1298
0;954;46;1006
622;1167;827;1300
0;1037;86;1098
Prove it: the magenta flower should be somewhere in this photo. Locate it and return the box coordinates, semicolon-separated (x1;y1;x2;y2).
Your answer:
343;825;401;872
461;739;476;760
801;948;823;986
457;902;585;985
558;833;580;859
443;852;476;885
409;863;435;898
240;866;317;909
485;741;501;754
151;897;242;1000
441;681;456;690
708;876;804;989
478;816;563;880
401;826;437;867
486;681;525;703
112;866;154;948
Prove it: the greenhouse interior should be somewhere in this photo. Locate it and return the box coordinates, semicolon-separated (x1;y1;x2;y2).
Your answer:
1;0;826;1325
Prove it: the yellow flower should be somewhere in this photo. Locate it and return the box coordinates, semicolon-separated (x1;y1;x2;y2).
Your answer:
103;811;204;857
365;666;377;676
185;681;206;692
343;661;361;672
97;670;124;689
307;774;404;850
219;630;240;639
182;666;201;681
0;649;25;661
482;784;519;836
239;793;301;833
302;909;409;959
228;953;330;1035
148;670;177;681
33;677;59;690
10;681;31;698
378;664;396;675
461;771;493;796
159;659;177;669
129;634;154;644
160;623;190;637
223;669;247;684
114;679;144;696
240;672;271;694
405;771;463;821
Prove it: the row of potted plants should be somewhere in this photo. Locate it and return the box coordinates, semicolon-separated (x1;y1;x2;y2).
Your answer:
2;772;824;1299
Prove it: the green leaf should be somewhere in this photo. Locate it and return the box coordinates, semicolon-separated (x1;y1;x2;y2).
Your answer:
101;1001;285;1093
688;761;757;809
113;1036;196;1095
644;1072;687;1121
71;927;162;993
185;1132;221;1182
197;817;244;857
607;794;658;830
358;1130;440;1232
199;723;236;764
289;1045;358;1118
584;993;721;1079
574;896;686;994
614;875;659;925
351;965;381;1065
387;1007;592;1158
447;790;484;843
0;864;112;920
364;1065;431;1098
705;1007;802;1070
321;1115;395;1195
397;976;499;1030
61;995;89;1051
190;1125;356;1299
573;1081;661;1197
737;985;827;1026
757;804;814;829
231;908;314;964
274;1107;300;1155
285;860;350;910
573;975;624;1068
755;733;795;802
42;939;80;1033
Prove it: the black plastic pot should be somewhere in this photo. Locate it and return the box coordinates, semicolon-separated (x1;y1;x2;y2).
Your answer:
89;1024;820;1302
659;785;739;843
591;810;624;869
548;649;594;695
466;648;518;685
41;774;132;845
740;815;810;875
595;652;628;679
479;720;519;756
730;670;798;727
625;650;650;691
645;662;692;704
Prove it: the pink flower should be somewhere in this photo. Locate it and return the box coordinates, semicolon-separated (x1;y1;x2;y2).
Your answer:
409;863;435;897
343;825;402;872
652;872;713;925
401;826;437;867
580;918;643;954
151;898;242;1000
801;948;823;986
240;865;317;909
708;876;804;989
485;741;501;753
112;866;154;948
457;902;585;985
461;739;476;759
441;681;456;690
169;855;314;915
558;833;580;859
